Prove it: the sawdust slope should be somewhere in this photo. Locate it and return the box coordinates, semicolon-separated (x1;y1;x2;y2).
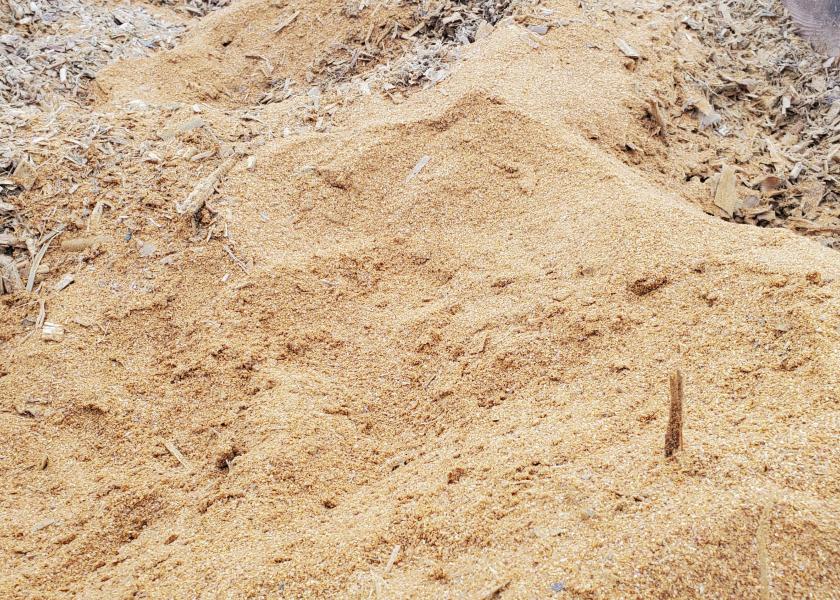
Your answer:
99;0;415;106
2;1;839;598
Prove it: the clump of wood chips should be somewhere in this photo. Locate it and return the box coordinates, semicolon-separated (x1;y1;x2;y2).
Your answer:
1;0;196;295
666;0;840;245
301;0;539;100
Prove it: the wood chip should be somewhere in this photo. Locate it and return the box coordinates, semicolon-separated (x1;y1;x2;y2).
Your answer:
71;316;96;328
11;158;37;190
35;299;46;330
384;544;400;574
176;155;239;217
759;176;783;193
0;255;22;294
647;98;669;136
401;21;426;40
273;11;300;34
158;117;206;141
475;20;494;41
0;233;21;248
61;235;110;252
691;98;721;129
54;274;75;291
406;155;431;182
615;38;640;59
713;164;740;218
88;201;107;232
41;322;65;342
31;518;58;533
163;441;193;471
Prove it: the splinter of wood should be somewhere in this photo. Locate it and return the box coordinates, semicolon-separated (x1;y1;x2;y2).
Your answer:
175;154;238;217
664;370;684;457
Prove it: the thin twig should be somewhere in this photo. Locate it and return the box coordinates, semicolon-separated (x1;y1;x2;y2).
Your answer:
223;245;249;273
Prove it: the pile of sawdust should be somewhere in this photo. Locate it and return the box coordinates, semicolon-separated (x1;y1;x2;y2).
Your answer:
1;0;838;598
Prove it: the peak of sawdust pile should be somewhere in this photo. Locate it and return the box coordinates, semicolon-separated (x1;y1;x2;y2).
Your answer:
1;0;839;598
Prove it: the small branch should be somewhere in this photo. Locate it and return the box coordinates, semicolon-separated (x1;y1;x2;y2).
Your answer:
664;370;684;457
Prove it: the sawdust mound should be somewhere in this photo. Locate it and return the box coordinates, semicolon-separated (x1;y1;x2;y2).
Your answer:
1;0;839;598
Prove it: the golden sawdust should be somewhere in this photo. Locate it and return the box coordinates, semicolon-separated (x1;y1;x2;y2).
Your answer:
1;0;839;598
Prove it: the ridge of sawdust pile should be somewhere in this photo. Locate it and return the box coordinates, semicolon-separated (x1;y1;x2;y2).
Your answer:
1;0;544;296
1;0;839;598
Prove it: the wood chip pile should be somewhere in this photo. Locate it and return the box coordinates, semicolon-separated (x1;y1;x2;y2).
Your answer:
383;0;539;88
670;0;840;243
305;0;539;96
0;0;190;294
1;0;184;107
3;0;840;300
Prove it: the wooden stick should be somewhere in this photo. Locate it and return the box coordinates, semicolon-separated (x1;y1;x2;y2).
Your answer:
384;544;400;574
664;370;684;457
164;441;193;471
175;154;238;217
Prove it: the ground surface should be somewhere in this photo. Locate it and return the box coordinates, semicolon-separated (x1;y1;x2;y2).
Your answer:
1;0;839;598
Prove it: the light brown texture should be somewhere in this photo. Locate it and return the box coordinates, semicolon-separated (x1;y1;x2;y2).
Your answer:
1;0;839;598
